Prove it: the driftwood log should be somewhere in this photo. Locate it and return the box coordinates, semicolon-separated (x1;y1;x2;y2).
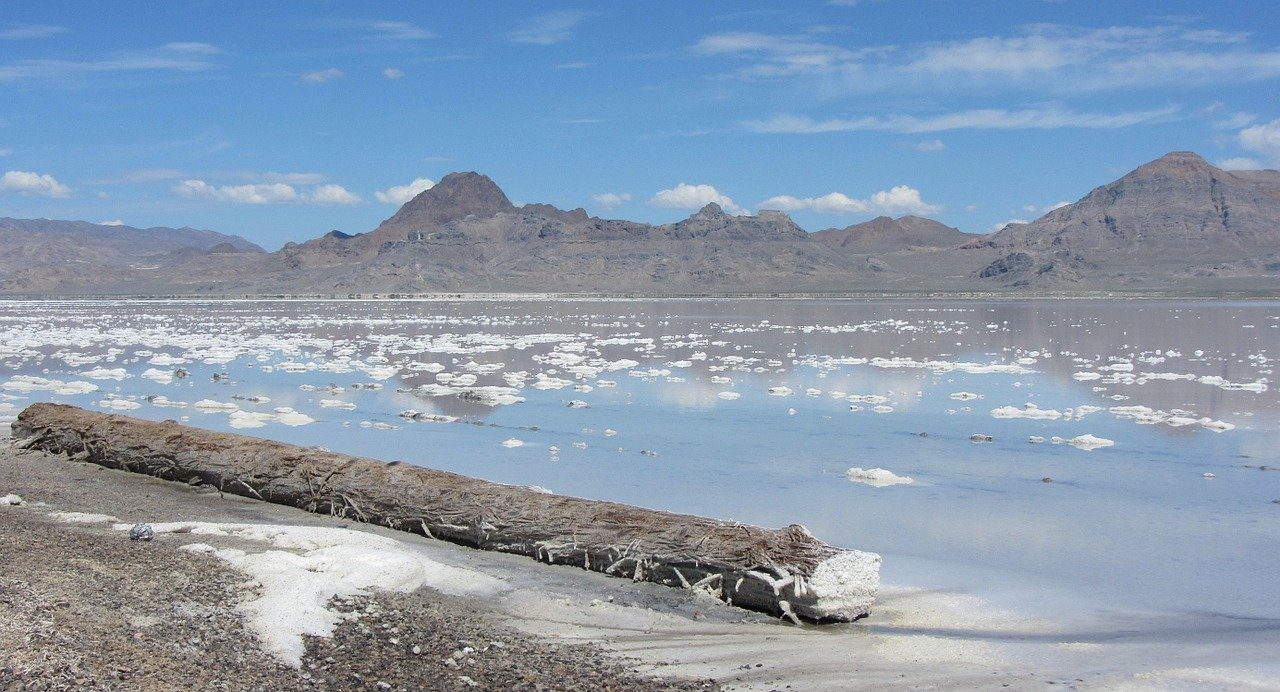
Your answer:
11;403;880;622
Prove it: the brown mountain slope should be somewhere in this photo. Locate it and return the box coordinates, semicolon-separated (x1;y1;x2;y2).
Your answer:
813;215;971;253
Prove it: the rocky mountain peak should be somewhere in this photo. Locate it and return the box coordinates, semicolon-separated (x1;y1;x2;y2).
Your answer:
372;172;517;241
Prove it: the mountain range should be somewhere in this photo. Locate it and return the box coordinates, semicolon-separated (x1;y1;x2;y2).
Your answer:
2;151;1277;295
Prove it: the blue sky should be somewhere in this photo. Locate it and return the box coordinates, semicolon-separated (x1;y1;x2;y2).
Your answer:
1;1;1279;249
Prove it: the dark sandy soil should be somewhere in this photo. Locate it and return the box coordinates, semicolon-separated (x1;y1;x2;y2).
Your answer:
0;444;717;691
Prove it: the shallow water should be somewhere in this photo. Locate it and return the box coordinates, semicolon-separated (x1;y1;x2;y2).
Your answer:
1;298;1277;624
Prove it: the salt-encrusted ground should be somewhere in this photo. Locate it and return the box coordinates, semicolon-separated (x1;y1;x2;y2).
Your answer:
5;444;1280;690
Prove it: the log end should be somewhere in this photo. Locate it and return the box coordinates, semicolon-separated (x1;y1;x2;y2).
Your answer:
796;549;882;621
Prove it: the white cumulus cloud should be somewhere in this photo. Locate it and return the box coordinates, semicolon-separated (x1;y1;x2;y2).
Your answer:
650;183;743;214
375;177;434;204
1238;118;1280;166
176;179;360;205
591;192;631;209
759;185;940;216
307;184;362;205
1;170;71;198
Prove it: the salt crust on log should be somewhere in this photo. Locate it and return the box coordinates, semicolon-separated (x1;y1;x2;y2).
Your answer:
12;403;880;622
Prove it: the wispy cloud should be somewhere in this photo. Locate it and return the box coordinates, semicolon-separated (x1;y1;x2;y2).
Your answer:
0;43;219;82
760;185;940;215
367;20;433;41
511;11;589;45
382;67;405;79
742;106;1180;134
695;24;1280;92
1;170;71;198
0;24;70;40
301;68;344;83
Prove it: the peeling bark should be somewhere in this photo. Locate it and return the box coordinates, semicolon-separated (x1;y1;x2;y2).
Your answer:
12;403;879;622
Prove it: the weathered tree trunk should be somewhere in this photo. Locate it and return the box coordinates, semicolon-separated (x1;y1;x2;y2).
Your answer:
12;403;879;622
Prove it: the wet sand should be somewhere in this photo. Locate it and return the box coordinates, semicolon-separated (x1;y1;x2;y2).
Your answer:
3;442;1279;690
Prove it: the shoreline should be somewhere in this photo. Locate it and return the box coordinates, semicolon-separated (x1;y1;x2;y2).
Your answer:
2;289;1280;302
6;443;1280;690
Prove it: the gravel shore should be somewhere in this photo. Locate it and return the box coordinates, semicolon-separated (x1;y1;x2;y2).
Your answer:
0;444;716;691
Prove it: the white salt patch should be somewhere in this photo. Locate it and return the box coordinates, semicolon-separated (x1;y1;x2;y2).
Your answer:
502;438;525;448
320;399;355;409
1;494;25;506
990;404;1062;420
3;375;98;396
1066;434;1114;451
47;511;121;524
141;368;173;384
273;408;315;426
81;367;130;381
845;467;914;487
98;398;141;411
798;549;881;621
194;399;239;411
134;522;505;666
767;386;793;397
949;392;981;400
716;391;740;400
566;400;589;409
229;411;274;429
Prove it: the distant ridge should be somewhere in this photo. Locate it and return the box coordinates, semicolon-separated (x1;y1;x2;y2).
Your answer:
813;215;971;253
2;151;1279;295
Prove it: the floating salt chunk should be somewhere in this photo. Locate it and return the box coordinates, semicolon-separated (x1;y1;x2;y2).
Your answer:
1028;436;1045;444
320;399;356;409
640;450;659;457
229;411;274;429
970;434;993;443
141;368;173;384
273;408;314;426
990;404;1063;420
3;375;98;395
566;400;589;409
98;397;141;411
845;467;914;487
949;392;981;400
1;494;25;506
788;408;797;415
1066;434;1114;451
572;441;587;449
573;384;593;393
603;429;616;436
710;376;732;384
1072;371;1102;381
805;388;822;397
871;405;894;414
595;380;617;388
1199;418;1235;432
357;420;398;430
81;367;130;381
501;438;524;448
1203;472;1216;479
147;395;187;408
717;391;741;400
767;386;793;397
194;399;239;411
